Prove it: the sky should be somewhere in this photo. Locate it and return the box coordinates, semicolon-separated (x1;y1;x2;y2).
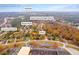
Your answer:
0;4;79;12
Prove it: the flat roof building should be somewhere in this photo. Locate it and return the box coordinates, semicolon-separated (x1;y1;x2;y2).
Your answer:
30;16;56;22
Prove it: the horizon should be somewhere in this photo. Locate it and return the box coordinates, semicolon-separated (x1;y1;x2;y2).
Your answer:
0;11;79;12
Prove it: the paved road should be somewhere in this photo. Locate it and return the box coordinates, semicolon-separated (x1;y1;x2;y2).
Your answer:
30;48;71;55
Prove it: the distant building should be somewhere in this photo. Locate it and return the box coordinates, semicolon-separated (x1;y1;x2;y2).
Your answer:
74;23;79;26
25;8;32;12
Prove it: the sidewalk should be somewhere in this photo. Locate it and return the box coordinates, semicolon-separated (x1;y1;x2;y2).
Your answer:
18;47;31;55
65;47;79;55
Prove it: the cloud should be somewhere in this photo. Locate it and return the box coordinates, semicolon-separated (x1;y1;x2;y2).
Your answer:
0;4;79;12
46;5;79;12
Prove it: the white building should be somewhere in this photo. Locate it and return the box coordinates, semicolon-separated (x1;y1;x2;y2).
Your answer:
30;16;55;21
